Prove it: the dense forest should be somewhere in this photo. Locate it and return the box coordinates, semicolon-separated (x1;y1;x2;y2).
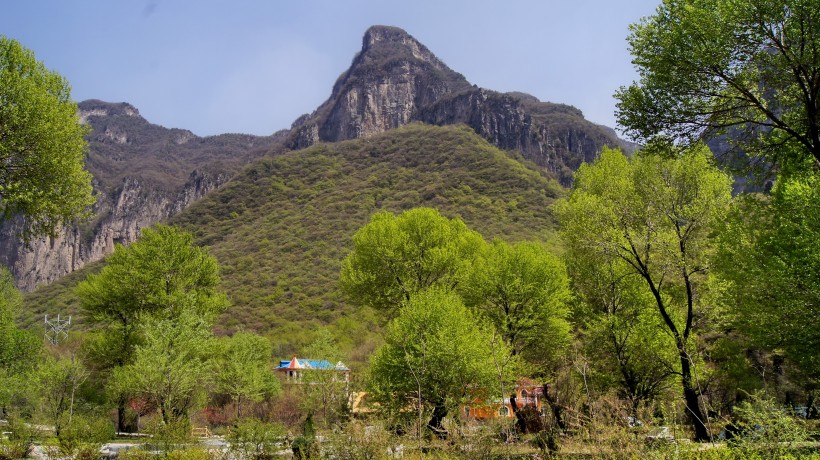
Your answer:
2;0;819;458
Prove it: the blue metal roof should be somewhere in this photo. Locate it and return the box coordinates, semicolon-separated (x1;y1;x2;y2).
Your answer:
276;357;349;371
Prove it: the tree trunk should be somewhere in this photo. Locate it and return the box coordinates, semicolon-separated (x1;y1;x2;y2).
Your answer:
118;402;127;433
427;403;448;439
679;349;709;441
543;384;565;431
510;394;528;434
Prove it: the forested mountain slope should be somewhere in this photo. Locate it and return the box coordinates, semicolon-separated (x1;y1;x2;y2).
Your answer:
25;124;564;353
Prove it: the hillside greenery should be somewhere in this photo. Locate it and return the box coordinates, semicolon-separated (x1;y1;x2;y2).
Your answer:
24;123;564;359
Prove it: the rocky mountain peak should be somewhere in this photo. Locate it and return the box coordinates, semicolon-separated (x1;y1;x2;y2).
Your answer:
361;25;443;68
288;25;627;181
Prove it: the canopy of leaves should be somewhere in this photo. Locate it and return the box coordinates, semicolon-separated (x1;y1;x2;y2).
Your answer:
77;224;228;326
111;311;214;423
616;0;820;169
368;287;515;414
460;239;571;370
715;172;820;380
0;37;94;236
214;332;280;417
340;207;484;312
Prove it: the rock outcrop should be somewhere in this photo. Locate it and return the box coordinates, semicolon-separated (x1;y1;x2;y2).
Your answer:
1;100;282;291
289;25;629;183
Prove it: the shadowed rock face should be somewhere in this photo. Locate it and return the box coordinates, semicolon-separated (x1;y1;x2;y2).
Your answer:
289;25;628;183
1;100;282;291
3;25;630;291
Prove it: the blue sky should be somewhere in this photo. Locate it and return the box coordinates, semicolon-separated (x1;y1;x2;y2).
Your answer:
2;1;659;137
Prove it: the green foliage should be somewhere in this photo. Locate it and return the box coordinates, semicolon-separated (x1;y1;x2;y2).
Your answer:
556;145;733;440
615;0;820;168
0;267;40;410
214;332;280;419
0;37;94;237
77;224;227;429
340;207;484;313
225;418;287;460
111;312;214;424
298;329;348;426
57;413;115;455
143;416;192;454
567;236;678;408
37;353;88;436
729;391;810;456
0;415;35;460
460;239;571;372
715;173;820;381
368;287;516;433
77;224;228;326
27;124;561;356
716;174;820;379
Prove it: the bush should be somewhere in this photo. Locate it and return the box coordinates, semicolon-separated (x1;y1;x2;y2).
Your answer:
225;418;286;460
0;415;35;460
290;435;318;460
143;417;192;454
57;413;115;455
728;391;809;455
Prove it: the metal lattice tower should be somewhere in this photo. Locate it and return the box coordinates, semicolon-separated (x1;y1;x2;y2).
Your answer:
44;314;71;345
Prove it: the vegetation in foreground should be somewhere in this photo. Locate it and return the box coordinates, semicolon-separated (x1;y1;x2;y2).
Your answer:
2;0;819;457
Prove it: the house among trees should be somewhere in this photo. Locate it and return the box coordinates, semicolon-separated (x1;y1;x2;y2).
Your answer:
276;355;351;385
463;381;546;420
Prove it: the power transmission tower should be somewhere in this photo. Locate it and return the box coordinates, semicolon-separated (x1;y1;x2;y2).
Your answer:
44;314;71;345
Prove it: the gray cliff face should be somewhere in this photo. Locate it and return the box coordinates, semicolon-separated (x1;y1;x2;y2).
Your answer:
0;172;225;291
1;100;280;291
289;25;627;183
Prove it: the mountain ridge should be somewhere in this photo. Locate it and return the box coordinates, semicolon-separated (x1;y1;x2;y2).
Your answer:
6;25;626;292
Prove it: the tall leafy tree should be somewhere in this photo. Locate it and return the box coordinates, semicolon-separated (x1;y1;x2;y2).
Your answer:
568;254;677;413
715;172;820;385
616;0;820;169
0;37;93;236
0;267;40;414
460;240;571;371
214;332;280;419
110;312;213;424
556;145;733;441
340;207;483;313
368;287;515;437
76;224;228;430
299;329;348;426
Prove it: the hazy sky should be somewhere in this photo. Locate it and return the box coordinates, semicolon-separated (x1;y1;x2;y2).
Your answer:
2;1;659;137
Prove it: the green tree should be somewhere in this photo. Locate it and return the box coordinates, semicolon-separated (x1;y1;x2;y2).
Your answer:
340;207;484;313
299;329;348;426
615;0;820;169
37;352;88;437
556;145;733;441
0;37;93;236
568;254;677;413
460;239;571;371
368;287;515;437
111;311;213;424
214;332;280;419
0;267;40;415
76;224;228;430
715;172;820;385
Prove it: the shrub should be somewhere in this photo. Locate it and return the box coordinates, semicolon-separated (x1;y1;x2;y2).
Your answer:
225;418;286;460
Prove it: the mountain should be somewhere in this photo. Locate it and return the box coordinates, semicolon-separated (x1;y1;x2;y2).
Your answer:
289;25;629;184
5;25;627;293
0;100;283;291
23;124;564;355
